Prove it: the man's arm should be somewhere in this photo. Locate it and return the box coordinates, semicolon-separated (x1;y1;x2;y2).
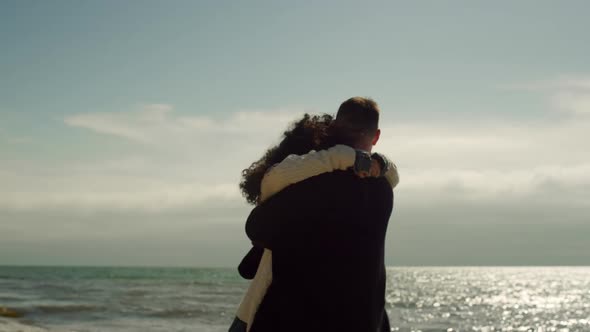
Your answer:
246;176;326;250
237;246;264;279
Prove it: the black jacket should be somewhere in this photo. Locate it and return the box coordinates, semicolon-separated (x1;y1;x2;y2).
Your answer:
245;170;394;332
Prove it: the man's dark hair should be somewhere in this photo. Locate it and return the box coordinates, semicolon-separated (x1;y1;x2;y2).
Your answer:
332;97;380;145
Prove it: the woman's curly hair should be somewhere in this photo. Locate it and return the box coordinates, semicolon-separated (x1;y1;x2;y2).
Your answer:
239;113;337;205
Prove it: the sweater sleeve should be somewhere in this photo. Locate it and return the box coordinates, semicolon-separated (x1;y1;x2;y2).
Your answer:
383;161;400;189
259;144;356;202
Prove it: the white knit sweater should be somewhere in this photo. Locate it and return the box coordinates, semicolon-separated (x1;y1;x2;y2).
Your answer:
236;145;399;330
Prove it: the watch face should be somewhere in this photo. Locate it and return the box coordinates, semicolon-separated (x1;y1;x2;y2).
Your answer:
360;156;372;172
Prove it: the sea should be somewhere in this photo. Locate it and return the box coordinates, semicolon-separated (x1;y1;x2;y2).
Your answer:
1;266;589;332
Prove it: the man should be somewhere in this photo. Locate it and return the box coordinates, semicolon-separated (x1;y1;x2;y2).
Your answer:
245;97;394;332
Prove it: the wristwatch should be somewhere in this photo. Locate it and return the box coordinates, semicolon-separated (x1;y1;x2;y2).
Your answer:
371;152;391;177
353;150;372;175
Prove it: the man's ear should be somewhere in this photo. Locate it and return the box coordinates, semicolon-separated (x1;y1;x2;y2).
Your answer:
372;129;381;146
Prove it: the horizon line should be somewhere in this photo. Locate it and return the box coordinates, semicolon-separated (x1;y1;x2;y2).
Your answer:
1;264;589;269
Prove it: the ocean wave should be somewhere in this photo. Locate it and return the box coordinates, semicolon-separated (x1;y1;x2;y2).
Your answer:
35;304;103;314
2;303;104;317
147;308;209;318
29;284;74;293
0;318;49;332
0;295;32;302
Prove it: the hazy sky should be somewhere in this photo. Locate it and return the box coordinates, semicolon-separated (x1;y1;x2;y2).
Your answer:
1;1;589;266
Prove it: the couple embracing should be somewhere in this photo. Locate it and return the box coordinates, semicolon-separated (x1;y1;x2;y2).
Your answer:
230;97;399;332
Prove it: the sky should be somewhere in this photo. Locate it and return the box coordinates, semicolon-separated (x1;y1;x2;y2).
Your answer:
1;0;589;266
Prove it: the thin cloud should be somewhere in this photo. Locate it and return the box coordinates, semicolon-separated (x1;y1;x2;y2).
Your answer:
0;179;241;212
503;77;590;91
551;91;590;115
64;104;308;145
505;77;590;115
1;96;588;213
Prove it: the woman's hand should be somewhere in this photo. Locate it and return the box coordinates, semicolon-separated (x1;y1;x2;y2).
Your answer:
369;159;381;177
357;159;382;178
354;150;389;178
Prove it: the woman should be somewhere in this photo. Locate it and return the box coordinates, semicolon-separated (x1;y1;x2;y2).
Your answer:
230;113;399;332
